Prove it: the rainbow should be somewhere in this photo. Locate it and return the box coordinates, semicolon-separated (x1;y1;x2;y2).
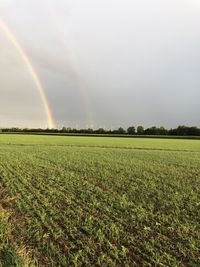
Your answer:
47;7;93;128
0;18;55;128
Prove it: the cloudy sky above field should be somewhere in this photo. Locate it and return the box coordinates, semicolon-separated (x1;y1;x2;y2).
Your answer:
0;0;200;128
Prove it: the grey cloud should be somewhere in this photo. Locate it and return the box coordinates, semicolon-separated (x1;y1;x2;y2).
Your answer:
0;0;199;128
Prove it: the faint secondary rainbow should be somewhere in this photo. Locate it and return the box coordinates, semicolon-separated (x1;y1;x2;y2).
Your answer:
46;6;93;128
0;18;55;128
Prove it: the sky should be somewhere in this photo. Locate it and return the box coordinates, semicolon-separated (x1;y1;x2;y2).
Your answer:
0;0;200;129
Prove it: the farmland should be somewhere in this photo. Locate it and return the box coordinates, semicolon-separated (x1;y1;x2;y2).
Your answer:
0;134;200;266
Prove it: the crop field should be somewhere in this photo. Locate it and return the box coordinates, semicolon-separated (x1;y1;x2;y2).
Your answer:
0;134;200;266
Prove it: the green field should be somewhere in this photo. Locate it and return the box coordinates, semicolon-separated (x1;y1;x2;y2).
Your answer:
0;135;200;266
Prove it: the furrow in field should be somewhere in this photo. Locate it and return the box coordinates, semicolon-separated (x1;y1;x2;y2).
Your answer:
1;142;200;153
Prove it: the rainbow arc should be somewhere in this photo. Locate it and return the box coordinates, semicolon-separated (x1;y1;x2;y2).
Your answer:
0;19;55;128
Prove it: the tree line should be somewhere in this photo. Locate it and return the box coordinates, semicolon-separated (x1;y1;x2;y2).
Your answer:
1;125;200;136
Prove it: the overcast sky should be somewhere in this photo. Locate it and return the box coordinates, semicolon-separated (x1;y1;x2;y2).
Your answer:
0;0;200;128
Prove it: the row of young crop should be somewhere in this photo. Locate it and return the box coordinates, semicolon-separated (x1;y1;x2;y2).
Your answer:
1;143;199;266
0;148;135;266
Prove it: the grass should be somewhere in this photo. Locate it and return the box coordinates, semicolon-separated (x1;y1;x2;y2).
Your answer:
0;134;200;266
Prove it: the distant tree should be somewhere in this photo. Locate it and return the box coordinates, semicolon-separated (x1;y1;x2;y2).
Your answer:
87;128;94;134
71;128;78;133
137;126;144;135
117;127;126;134
147;126;167;135
61;126;67;132
158;126;168;135
169;125;200;136
79;129;85;133
176;125;188;136
188;126;200;136
66;127;72;133
2;124;200;136
127;126;135;135
168;128;177;136
96;128;106;134
144;126;159;135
